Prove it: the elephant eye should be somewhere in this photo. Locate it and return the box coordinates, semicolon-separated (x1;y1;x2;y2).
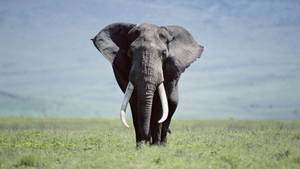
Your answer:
161;50;168;59
158;27;171;44
159;33;166;41
159;33;169;44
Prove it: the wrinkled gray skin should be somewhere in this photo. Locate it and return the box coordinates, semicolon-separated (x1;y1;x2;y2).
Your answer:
92;23;203;147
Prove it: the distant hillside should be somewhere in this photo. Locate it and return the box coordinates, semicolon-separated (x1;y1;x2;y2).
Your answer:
0;90;115;117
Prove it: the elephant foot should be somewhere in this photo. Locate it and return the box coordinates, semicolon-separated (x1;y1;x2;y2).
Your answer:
150;141;161;146
136;140;150;149
151;142;167;147
160;141;167;146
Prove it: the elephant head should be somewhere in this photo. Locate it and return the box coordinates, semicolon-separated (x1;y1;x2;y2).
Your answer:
92;23;203;145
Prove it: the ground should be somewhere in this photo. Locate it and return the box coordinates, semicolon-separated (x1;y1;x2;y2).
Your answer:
0;117;300;169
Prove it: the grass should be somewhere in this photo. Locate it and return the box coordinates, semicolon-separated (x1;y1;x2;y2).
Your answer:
0;117;300;168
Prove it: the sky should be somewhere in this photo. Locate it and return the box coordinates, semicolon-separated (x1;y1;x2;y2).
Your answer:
0;0;300;120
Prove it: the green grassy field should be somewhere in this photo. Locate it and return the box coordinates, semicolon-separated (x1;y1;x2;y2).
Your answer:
0;117;300;169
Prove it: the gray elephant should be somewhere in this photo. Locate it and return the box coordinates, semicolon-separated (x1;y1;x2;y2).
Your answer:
92;23;204;147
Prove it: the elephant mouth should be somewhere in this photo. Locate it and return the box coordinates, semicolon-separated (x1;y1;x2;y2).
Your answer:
120;81;169;128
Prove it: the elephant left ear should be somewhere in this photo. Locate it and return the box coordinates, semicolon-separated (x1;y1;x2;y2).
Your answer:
163;25;204;81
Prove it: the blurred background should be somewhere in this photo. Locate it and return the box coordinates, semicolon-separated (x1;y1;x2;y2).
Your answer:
0;0;299;120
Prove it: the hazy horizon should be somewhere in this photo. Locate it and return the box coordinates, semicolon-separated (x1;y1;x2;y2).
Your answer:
1;0;300;120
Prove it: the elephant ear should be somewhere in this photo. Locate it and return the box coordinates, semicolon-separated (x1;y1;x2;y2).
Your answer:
92;23;136;92
164;26;204;81
92;22;136;63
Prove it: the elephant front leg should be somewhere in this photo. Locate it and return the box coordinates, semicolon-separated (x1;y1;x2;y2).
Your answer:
161;82;178;145
160;101;177;145
129;94;143;145
150;91;163;145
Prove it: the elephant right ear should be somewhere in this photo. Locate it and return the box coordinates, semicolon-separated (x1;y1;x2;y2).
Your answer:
92;22;136;64
92;23;136;92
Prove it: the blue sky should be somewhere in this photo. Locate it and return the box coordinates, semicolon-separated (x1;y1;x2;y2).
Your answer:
0;0;300;119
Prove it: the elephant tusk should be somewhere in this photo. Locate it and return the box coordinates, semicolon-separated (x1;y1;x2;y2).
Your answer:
120;82;134;128
158;83;169;123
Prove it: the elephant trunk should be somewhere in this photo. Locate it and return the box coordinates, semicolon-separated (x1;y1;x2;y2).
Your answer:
137;85;155;141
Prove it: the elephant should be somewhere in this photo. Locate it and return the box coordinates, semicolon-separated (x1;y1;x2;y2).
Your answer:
92;23;204;147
